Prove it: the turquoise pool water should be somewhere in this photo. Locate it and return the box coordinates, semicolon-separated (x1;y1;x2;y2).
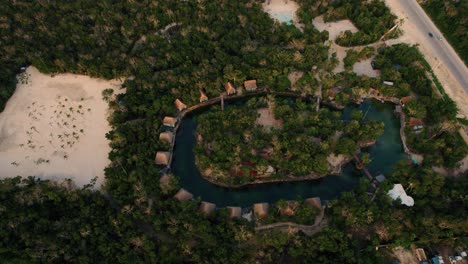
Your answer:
171;100;406;207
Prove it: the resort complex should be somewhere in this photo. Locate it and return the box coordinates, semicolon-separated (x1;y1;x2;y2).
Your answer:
0;0;467;262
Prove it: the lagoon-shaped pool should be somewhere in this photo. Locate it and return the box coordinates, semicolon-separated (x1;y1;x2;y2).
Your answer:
172;100;406;207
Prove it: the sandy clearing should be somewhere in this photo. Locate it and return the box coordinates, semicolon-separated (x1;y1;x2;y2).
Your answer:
353;57;380;78
0;66;122;188
391;246;419;264
312;15;358;41
384;0;468;118
262;0;302;29
256;101;282;130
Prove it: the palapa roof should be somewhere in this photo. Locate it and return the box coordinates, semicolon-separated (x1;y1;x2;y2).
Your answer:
159;174;172;188
279;201;299;216
400;96;413;105
409;117;423;127
305;197;322;209
244;80;257;90
159;132;174;144
225;82;236;95
227;206;242;219
163;116;177;126
199;90;208;102
174;99;187;111
174;188;193;201
199;201;216;215
155;151;171;165
253;203;269;218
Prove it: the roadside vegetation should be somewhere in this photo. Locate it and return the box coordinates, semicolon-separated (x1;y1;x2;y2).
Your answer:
297;0;399;46
0;0;466;262
421;0;468;65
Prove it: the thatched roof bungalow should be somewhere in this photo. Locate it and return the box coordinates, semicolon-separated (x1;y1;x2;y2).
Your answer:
199;201;216;216
199;90;208;103
279;201;299;216
159;174;172;188
305;197;322;209
400;96;413;106
225;82;237;95
174;188;193;201
244;80;258;92
227;206;242;219
155;151;171;166
409;117;423;128
175;99;187;111
253;203;269;219
159;132;174;144
163;116;177;127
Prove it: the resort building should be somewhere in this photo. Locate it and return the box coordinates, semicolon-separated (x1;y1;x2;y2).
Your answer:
244;80;258;92
163;116;177;127
369;88;380;96
400;96;413;106
159;174;172;189
225;82;237;95
199;201;216;216
175;99;187;111
159;131;174;144
253;203;269;219
409;117;424;130
305;197;322;209
279;201;299;216
174;188;193;201
155;151;171;166
227;206;242;219
199;90;208;103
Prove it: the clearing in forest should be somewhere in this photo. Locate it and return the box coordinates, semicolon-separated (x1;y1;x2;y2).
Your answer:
0;67;122;188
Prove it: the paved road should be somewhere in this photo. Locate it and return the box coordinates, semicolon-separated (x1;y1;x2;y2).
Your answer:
398;0;468;92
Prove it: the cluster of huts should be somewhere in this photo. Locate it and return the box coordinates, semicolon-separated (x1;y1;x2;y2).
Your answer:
170;189;323;220
154;79;324;221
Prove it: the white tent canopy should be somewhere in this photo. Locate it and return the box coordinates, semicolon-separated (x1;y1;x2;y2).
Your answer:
388;184;414;206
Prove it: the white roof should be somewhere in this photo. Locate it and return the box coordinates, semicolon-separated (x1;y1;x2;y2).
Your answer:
388;184;414;206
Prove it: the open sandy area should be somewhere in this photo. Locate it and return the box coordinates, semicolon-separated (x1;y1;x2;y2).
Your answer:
0;67;122;188
312;16;358;41
262;0;301;29
383;0;468;118
256;101;282;130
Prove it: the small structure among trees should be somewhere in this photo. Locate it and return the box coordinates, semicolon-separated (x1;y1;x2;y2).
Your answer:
225;82;237;95
244;80;257;92
159;132;174;144
253;203;269;219
199;90;208;103
174;188;193;201
199;201;216;216
400;96;413;106
163;116;177;127
227;206;242;219
175;99;187;111
155;151;171;166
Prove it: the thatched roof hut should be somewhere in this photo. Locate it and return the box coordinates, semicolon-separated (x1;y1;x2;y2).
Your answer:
400;96;412;106
163;116;177;127
174;188;193;201
409;117;423;127
199;90;208;103
244;80;257;91
305;197;322;209
279;201;299;216
199;201;216;215
227;206;242;219
155;151;171;166
253;203;269;218
159;132;174;144
175;99;187;111
159;174;172;188
225;82;236;95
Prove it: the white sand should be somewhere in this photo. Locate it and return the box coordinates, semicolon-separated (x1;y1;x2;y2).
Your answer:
262;0;301;28
353;57;380;77
0;67;122;188
313;16;358;41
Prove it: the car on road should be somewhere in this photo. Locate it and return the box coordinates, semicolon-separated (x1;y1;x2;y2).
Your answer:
428;32;434;38
438;35;443;40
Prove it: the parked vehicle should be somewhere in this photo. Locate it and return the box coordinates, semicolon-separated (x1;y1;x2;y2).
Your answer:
428;32;434;38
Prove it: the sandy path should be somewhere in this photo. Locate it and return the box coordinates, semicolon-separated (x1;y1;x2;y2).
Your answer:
384;0;468;118
0;67;122;188
312;16;358;41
